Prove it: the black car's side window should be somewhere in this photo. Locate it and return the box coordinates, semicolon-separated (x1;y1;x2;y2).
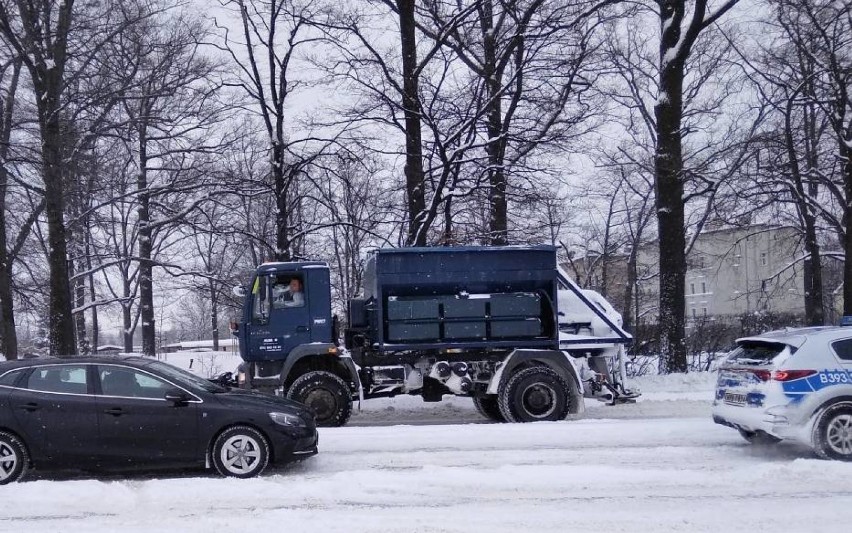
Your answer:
831;339;852;361
27;365;89;394
99;367;171;399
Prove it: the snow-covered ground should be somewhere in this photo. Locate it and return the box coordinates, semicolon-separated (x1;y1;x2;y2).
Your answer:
4;358;852;532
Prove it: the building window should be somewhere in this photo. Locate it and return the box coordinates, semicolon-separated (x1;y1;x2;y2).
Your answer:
690;283;695;295
692;308;697;318
702;307;707;316
701;282;706;294
760;252;767;266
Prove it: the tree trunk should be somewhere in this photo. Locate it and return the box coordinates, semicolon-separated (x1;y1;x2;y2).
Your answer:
86;226;98;352
0;61;20;360
783;88;825;325
623;248;638;332
137;130;155;357
843;141;852;315
71;256;89;354
398;0;427;246
273;144;291;261
654;55;687;373
42;111;76;357
481;0;508;245
210;279;219;351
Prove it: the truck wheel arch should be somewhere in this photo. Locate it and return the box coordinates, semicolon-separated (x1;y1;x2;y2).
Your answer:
279;344;359;393
487;350;584;414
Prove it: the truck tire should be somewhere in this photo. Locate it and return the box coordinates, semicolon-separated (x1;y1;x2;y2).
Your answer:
211;425;270;479
288;371;353;427
498;366;573;423
813;403;852;461
0;431;28;485
472;396;506;422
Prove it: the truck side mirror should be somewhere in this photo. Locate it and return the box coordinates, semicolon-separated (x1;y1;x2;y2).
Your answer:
232;285;247;298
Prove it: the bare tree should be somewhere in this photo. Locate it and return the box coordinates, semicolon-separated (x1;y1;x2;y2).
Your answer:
0;57;23;359
214;0;329;261
652;0;740;372
0;0;162;356
414;0;613;244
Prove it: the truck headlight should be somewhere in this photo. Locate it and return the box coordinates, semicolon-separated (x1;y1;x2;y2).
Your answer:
269;411;306;427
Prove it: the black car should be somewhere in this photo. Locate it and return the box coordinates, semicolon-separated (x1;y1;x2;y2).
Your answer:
0;356;318;483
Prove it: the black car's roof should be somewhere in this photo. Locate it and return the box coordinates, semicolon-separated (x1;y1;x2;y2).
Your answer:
0;355;154;371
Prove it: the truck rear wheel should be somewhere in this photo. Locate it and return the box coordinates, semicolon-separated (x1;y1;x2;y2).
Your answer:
472;396;506;422
498;366;573;423
288;371;353;427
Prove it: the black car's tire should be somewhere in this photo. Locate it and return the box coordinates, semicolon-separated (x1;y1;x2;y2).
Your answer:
498;366;573;423
0;431;28;485
814;403;852;461
212;426;270;478
738;429;781;445
288;371;352;427
472;395;506;422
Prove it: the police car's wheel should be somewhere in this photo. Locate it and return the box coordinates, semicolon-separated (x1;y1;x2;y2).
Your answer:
738;429;781;445
814;404;852;461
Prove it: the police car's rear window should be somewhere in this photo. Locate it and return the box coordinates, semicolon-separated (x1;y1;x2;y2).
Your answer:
727;341;789;365
831;339;852;361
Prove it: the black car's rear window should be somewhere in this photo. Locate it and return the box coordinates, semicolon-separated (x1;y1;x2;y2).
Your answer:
0;368;25;387
726;341;789;366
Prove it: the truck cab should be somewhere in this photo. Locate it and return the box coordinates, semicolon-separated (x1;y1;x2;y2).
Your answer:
233;262;359;427
236;262;334;361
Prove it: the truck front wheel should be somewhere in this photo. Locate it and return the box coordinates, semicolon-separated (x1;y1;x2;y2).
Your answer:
288;371;353;427
498;366;573;423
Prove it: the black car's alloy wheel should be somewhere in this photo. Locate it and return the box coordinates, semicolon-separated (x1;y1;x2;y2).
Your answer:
288;371;352;427
212;426;270;478
498;366;573;423
0;431;28;485
815;403;852;461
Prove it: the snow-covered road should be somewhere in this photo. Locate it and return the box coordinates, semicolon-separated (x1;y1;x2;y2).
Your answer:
3;374;852;532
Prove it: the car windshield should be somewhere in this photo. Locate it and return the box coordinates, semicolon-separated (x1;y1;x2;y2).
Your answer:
143;360;227;394
725;341;789;366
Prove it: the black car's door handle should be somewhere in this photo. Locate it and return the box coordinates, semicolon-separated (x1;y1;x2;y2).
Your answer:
296;326;309;332
17;402;41;412
103;407;125;416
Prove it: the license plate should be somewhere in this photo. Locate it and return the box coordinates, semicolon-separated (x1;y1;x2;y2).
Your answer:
724;392;747;405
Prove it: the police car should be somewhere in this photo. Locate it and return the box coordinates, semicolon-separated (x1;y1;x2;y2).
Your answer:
713;325;852;460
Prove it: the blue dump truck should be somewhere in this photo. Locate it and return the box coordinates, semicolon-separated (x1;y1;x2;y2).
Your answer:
231;246;638;426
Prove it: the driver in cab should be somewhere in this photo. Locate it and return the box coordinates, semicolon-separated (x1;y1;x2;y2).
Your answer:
273;278;304;308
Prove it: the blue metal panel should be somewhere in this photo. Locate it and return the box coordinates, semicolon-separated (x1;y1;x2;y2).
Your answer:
362;246;560;350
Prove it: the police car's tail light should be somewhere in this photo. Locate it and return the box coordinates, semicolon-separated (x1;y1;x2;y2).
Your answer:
771;369;817;382
753;370;771;382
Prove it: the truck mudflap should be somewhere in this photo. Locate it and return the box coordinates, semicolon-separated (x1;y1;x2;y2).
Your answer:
585;346;641;405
